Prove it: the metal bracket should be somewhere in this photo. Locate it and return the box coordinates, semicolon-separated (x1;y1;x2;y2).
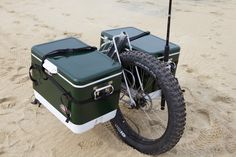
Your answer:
112;33;136;107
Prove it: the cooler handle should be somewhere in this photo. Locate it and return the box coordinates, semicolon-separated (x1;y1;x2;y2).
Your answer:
94;84;114;100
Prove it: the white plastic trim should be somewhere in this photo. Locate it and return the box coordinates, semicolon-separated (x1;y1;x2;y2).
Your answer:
34;90;117;134
145;90;162;99
31;54;122;88
43;59;58;74
157;52;180;59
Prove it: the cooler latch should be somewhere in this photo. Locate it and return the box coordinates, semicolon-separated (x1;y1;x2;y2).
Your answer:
42;60;58;75
94;84;114;100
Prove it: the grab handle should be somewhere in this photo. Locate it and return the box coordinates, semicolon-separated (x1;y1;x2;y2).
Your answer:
94;84;114;100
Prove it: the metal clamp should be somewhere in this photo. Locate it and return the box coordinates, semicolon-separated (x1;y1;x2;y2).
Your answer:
94;84;114;100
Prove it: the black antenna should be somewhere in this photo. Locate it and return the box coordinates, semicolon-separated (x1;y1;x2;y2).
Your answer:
161;0;173;110
163;0;173;62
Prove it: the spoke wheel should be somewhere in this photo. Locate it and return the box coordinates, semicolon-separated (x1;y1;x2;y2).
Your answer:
111;51;186;155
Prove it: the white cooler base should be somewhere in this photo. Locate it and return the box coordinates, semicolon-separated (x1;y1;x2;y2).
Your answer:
34;90;117;134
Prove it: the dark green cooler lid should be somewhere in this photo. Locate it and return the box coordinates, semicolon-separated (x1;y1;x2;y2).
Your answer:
32;38;122;86
101;27;180;57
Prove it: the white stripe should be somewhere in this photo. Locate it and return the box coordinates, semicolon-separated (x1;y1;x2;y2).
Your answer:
31;54;122;88
34;90;117;134
32;53;41;62
157;52;180;59
145;90;161;99
57;72;121;88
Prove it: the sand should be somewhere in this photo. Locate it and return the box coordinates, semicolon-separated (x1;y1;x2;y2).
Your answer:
0;0;236;156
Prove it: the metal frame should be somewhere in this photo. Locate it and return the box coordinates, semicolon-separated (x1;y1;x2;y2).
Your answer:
112;33;136;107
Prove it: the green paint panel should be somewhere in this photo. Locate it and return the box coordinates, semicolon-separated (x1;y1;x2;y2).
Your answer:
32;37;121;85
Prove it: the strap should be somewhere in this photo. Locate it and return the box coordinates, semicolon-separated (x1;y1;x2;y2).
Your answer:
29;65;39;86
41;46;97;68
46;74;73;122
129;31;150;41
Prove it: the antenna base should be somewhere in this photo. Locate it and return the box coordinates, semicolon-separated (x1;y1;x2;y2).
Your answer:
163;45;170;62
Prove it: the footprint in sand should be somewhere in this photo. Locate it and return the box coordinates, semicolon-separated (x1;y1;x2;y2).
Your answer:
108;25;121;28
225;136;236;153
86;17;94;21
216;41;222;45
177;109;224;155
9;47;18;56
17;66;25;72
33;23;54;31
210;11;224;16
62;13;70;17
197;75;212;82
77;139;103;149
180;64;195;73
195;109;211;129
183;10;192;13
200;54;211;58
44;34;57;39
13;21;20;24
215;32;221;37
10;66;29;84
0;66;13;77
0;59;15;78
116;0;130;4
0;150;5;156
102;122;116;135
186;68;194;73
175;8;183;12
212;95;235;104
63;32;83;38
0;97;16;110
32;17;39;22
7;10;15;14
145;1;155;5
98;123;129;151
220;53;228;57
40;24;54;30
0;131;7;144
10;73;28;83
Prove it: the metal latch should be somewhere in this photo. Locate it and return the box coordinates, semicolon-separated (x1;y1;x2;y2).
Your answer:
94;84;114;100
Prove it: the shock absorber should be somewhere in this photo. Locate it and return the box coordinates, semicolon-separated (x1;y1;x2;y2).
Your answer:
161;0;173;110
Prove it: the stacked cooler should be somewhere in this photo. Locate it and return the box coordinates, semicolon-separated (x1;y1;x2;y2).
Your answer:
31;37;122;134
100;27;181;69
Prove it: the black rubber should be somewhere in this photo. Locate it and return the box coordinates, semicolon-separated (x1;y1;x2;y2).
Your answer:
110;51;186;155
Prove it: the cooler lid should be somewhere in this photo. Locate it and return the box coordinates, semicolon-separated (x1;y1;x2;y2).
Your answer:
32;37;122;86
101;27;180;57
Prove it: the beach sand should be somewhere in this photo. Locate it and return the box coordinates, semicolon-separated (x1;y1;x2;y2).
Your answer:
0;0;236;156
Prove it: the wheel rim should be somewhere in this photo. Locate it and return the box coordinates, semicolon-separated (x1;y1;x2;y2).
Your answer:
119;63;169;140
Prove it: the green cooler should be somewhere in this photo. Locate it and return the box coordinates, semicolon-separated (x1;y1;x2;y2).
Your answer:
100;27;181;67
100;27;181;93
30;37;122;134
